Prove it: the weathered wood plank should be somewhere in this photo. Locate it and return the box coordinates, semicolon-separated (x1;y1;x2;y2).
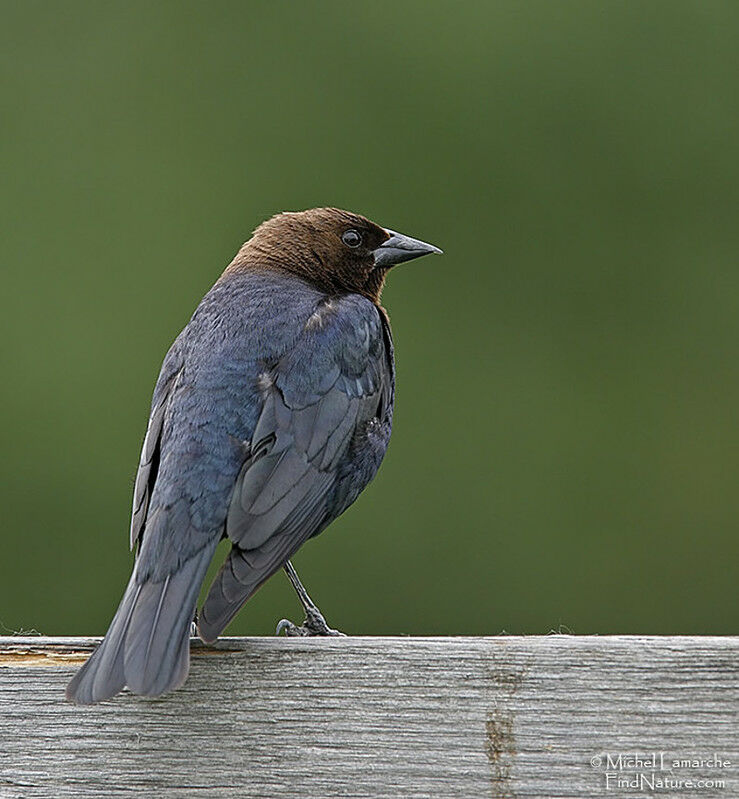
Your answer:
0;636;736;798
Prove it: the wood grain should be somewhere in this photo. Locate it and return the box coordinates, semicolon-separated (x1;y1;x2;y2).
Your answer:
0;636;736;798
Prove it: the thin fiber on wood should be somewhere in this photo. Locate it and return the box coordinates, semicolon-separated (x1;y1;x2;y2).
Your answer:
0;636;737;798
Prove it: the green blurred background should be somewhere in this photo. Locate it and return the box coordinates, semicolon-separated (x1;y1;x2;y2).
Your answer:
2;1;738;637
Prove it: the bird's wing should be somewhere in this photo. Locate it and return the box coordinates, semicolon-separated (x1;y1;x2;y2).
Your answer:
198;298;389;641
69;338;222;704
129;343;184;551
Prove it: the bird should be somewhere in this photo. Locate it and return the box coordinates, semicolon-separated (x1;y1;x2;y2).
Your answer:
66;207;442;704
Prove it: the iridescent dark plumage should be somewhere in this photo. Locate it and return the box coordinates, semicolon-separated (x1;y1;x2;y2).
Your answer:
66;208;441;703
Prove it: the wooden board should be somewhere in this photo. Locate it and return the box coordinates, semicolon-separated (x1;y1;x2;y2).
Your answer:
0;636;737;798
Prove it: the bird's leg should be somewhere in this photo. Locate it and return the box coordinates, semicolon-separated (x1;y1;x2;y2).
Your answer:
276;560;346;637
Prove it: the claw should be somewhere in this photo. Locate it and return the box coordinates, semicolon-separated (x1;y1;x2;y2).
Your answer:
278;560;347;637
275;610;346;637
276;618;297;636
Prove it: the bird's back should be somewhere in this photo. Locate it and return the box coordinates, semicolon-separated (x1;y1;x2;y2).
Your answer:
134;271;329;579
67;268;394;702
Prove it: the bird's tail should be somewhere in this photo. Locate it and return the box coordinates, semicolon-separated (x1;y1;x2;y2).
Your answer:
66;546;214;704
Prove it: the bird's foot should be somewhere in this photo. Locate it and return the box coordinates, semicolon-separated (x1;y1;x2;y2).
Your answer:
277;559;346;636
276;606;346;637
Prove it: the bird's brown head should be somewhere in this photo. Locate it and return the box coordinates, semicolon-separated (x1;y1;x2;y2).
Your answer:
226;207;442;304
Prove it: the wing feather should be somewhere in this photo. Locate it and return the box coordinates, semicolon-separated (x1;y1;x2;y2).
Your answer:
129;359;182;551
198;299;390;642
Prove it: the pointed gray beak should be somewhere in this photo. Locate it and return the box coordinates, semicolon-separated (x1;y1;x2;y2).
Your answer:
373;229;443;268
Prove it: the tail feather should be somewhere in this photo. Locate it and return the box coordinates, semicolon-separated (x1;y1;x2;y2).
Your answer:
66;546;214;704
124;551;210;696
65;578;142;704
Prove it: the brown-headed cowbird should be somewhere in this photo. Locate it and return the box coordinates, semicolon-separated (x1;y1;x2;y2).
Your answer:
66;207;441;703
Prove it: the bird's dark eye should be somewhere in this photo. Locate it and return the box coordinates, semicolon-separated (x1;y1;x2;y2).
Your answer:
342;229;362;248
